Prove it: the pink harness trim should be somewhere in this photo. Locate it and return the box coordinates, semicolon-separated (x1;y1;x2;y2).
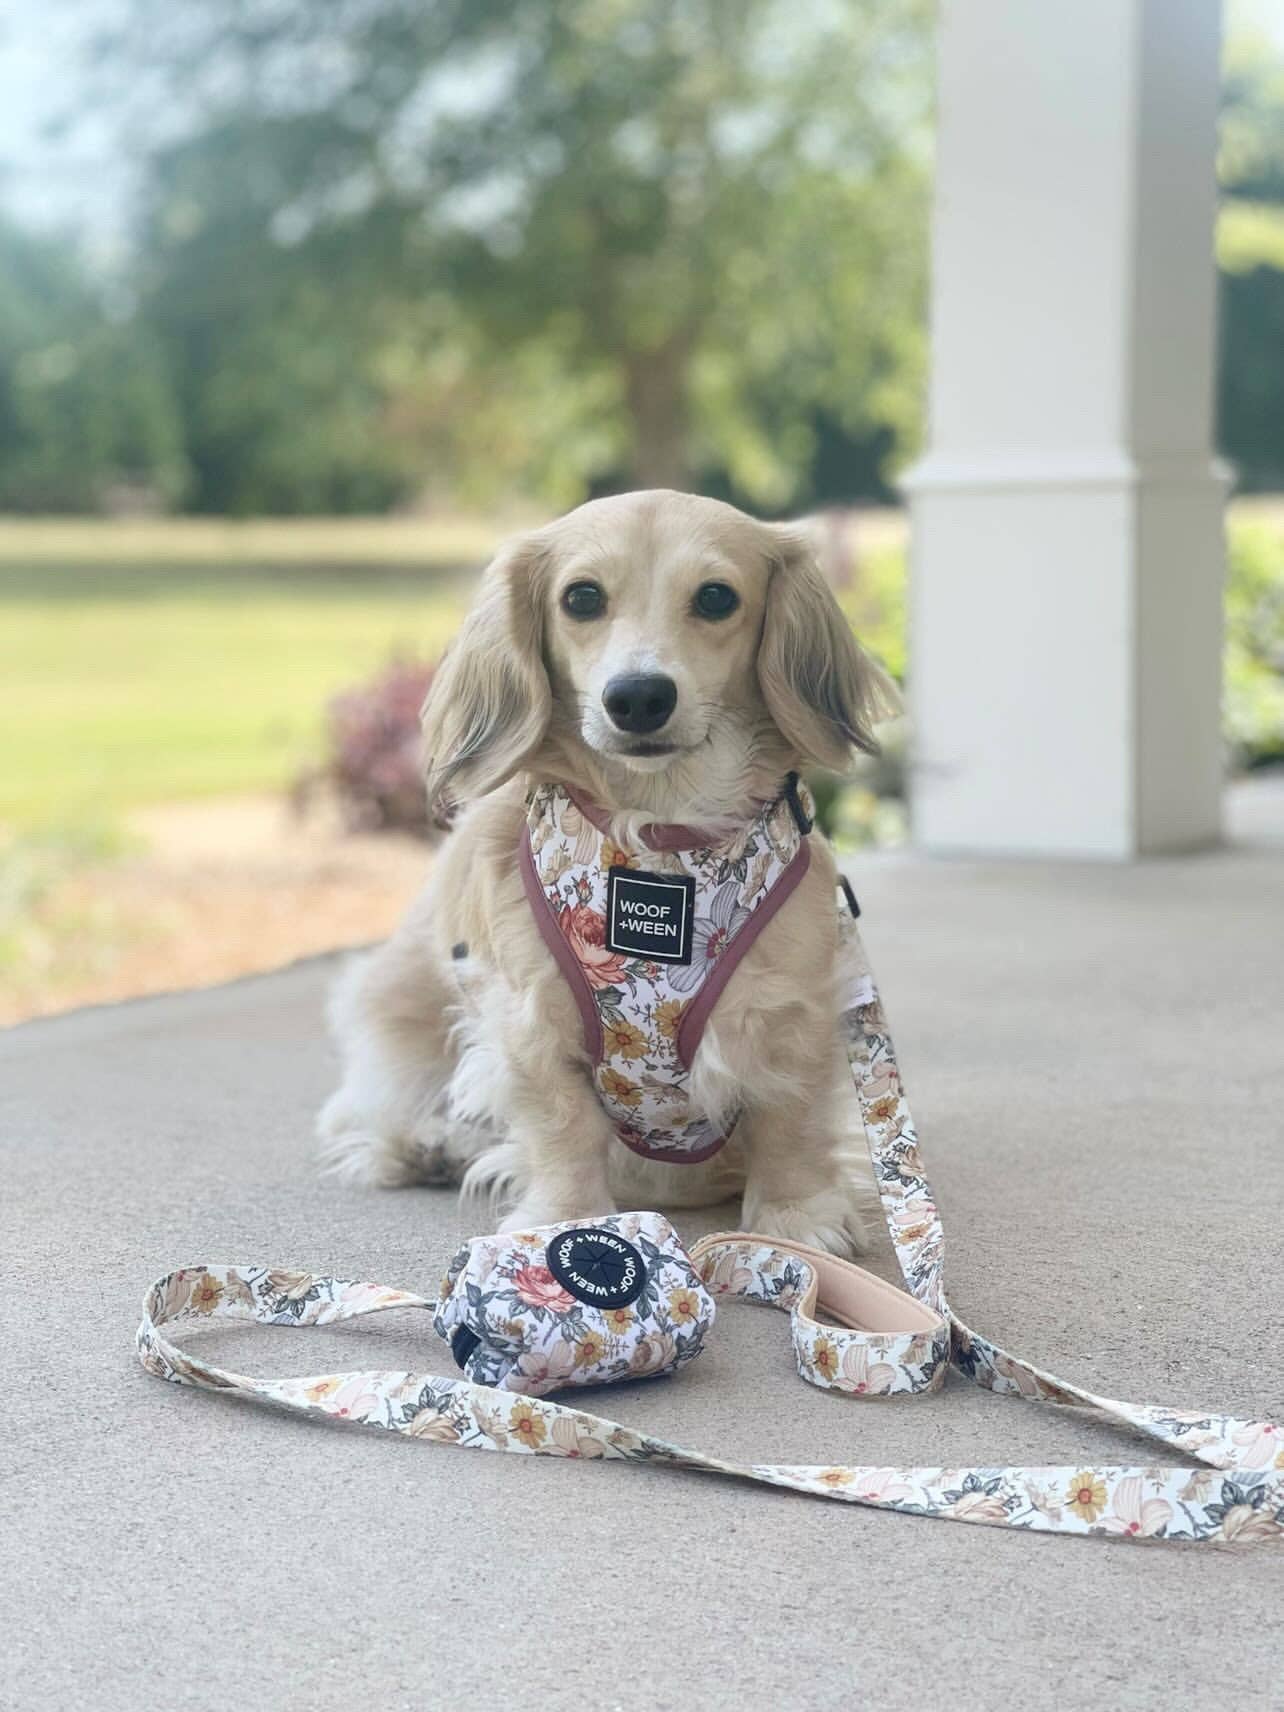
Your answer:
564;787;750;854
674;842;809;1068
520;835;603;1061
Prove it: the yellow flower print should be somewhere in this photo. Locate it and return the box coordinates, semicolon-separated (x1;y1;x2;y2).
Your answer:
189;1274;224;1314
667;1287;702;1326
602;840;637;870
816;1468;854;1489
509;1401;548;1448
574;1330;607;1368
811;1337;839;1382
1066;1472;1107;1522
603;1017;648;1061
867;1094;899;1125
303;1375;345;1403
654;998;686;1041
600;1067;643;1108
604;1306;634;1334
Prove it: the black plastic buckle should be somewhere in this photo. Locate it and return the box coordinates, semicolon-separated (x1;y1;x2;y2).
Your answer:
783;771;813;837
838;875;861;919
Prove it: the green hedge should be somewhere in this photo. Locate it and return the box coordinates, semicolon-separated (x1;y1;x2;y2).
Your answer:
839;515;1283;772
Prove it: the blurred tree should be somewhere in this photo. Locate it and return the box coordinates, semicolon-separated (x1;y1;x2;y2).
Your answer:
136;123;421;513
0;218;185;511
101;0;931;510
1218;29;1284;491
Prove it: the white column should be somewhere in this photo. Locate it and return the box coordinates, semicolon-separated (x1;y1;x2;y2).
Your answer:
905;0;1226;858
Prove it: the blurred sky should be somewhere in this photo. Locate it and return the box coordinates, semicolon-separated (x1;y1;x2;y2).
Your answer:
3;0;1283;264
2;0;133;259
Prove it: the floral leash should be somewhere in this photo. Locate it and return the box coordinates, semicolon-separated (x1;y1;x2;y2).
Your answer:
137;904;1284;1543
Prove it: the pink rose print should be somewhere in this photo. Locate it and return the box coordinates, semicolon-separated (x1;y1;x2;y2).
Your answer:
558;902;632;990
511;1263;576;1313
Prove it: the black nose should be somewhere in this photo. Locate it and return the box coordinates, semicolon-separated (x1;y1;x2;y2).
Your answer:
602;673;677;735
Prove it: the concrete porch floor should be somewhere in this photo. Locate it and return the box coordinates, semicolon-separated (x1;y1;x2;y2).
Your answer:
2;781;1282;1711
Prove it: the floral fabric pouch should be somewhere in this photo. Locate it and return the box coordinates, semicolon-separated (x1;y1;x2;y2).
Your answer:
432;1211;715;1396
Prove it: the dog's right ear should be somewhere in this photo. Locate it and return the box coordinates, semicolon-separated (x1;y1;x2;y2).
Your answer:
422;533;552;816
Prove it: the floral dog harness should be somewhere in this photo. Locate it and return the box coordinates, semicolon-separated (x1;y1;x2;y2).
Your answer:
518;778;814;1162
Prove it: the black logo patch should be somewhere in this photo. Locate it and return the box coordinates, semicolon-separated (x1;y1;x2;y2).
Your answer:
545;1227;647;1307
606;866;694;965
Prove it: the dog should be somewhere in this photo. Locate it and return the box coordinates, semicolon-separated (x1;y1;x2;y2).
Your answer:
319;489;895;1255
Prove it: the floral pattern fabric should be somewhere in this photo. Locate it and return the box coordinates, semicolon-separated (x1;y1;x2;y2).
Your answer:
137;898;1284;1544
525;783;809;1162
432;1212;715;1395
693;1238;947;1397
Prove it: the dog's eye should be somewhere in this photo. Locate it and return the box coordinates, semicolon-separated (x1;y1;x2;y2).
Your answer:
693;581;739;620
562;581;606;620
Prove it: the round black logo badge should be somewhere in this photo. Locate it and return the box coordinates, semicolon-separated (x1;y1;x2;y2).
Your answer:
545;1227;647;1308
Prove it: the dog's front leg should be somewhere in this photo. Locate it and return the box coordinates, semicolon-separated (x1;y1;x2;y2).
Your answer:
487;1044;619;1231
737;1083;873;1258
727;1013;874;1258
697;970;873;1257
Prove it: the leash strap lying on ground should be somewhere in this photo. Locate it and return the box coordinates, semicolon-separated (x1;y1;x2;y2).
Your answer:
137;904;1284;1542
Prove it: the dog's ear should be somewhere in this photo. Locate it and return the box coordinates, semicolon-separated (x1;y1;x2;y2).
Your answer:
757;525;899;771
422;532;552;815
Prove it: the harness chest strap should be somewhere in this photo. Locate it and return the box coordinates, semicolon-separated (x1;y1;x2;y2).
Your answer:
136;905;1284;1543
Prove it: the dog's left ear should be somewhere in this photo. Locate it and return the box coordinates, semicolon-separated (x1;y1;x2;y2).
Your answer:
757;525;899;771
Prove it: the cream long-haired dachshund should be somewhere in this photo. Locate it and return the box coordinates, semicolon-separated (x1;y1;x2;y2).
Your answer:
319;489;895;1255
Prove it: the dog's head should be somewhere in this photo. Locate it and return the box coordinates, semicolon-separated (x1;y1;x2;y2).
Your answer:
422;490;894;819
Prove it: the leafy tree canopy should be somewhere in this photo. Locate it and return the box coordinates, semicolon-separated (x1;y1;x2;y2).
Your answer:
100;0;932;509
1218;28;1284;490
0;218;185;512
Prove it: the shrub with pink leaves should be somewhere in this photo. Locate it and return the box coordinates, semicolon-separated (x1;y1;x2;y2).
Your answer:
318;658;438;836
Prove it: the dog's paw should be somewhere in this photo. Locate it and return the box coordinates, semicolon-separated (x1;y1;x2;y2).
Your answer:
317;1093;465;1188
462;1143;618;1231
741;1185;872;1259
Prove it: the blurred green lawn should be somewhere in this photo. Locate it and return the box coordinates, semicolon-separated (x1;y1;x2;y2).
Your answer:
0;520;501;826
